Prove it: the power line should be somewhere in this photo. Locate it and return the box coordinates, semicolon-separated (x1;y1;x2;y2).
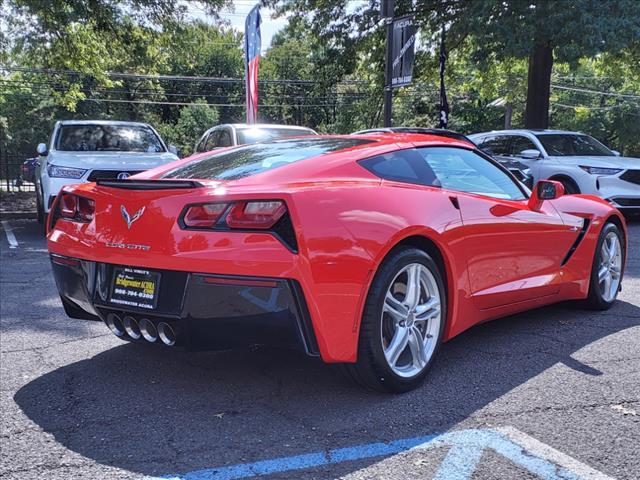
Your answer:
0;66;367;86
551;84;640;100
1;92;369;108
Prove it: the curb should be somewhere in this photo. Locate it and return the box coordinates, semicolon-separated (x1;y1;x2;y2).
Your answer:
0;211;38;220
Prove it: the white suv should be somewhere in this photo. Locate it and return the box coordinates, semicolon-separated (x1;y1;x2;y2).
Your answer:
469;129;640;214
35;120;178;222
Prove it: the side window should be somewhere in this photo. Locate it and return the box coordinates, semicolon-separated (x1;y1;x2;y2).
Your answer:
195;135;207;153
205;131;220;151
510;136;537;157
359;149;439;186
218;129;233;148
416;147;526;200
479;135;510;156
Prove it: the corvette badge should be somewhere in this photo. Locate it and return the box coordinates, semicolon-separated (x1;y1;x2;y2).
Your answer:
121;205;145;229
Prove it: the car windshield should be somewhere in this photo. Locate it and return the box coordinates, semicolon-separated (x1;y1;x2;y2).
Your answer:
236;127;316;145
56;124;165;153
535;134;614;156
163;138;372;181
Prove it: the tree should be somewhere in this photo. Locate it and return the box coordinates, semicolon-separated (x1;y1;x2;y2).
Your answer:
268;0;640;129
1;0;230;109
155;99;219;156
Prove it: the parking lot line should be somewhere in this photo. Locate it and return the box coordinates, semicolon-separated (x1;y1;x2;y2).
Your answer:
1;220;18;249
150;427;613;480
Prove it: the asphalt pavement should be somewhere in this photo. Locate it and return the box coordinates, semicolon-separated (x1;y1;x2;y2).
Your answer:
1;218;639;479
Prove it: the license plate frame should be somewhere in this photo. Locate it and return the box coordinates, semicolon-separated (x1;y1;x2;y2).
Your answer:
109;267;161;310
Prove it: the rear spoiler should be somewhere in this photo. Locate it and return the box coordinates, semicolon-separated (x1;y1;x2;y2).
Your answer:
95;179;204;190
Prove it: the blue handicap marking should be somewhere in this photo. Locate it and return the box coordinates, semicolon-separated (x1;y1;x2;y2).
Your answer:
150;427;610;480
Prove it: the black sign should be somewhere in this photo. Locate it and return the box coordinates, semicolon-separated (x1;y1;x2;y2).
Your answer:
391;16;416;88
109;267;161;310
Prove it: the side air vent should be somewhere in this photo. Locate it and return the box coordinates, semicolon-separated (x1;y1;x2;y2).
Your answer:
561;219;591;266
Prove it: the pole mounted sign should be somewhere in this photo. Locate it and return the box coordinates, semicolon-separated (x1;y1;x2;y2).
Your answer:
391;16;416;88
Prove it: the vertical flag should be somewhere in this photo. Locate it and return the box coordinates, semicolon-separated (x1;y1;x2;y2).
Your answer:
244;5;261;124
438;24;449;129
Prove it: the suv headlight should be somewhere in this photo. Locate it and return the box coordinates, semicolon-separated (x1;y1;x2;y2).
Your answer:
579;166;623;176
47;165;87;179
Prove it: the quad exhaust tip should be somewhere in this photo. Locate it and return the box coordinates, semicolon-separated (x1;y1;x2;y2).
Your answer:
123;316;141;340
139;318;158;343
158;322;176;346
105;313;125;337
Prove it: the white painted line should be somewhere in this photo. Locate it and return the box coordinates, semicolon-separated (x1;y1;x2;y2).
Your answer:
1;220;18;249
497;426;615;480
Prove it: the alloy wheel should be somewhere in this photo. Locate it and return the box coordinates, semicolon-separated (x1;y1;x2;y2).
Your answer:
381;263;442;378
598;231;622;302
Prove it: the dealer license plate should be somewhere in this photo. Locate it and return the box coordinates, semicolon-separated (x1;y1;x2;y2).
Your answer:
109;267;161;310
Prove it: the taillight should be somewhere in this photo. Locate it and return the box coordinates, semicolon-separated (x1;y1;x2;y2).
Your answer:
60;193;78;218
183;203;227;228
179;199;296;251
226;201;287;229
57;193;95;223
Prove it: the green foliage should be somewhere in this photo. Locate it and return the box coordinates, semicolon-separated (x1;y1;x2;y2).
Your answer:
1;0;639;158
155;99;219;157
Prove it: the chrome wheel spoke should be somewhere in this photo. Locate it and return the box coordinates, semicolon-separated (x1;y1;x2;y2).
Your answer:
408;326;428;368
404;264;422;310
415;297;440;322
610;265;621;279
598;265;609;283
607;237;617;262
384;326;410;366
603;273;612;296
384;293;408;322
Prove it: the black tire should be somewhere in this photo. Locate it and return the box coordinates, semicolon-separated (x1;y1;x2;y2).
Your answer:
585;222;625;310
552;177;580;195
344;247;446;393
36;191;44;224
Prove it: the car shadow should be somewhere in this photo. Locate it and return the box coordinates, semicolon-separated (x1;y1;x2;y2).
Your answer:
14;299;640;478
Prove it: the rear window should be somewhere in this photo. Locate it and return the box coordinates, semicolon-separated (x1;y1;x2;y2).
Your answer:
236;127;316;145
56;124;164;153
163;138;372;181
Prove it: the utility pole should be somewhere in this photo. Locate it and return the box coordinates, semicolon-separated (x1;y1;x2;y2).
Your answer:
382;0;395;127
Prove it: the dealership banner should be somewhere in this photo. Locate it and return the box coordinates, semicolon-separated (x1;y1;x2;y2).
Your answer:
391;16;416;88
244;5;262;124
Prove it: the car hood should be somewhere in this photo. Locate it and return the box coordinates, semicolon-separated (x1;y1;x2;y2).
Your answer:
549;155;640;169
48;151;178;169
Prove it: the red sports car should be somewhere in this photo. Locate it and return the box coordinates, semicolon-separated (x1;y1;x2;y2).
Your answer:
47;133;627;392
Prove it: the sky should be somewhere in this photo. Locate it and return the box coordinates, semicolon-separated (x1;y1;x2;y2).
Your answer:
184;1;289;52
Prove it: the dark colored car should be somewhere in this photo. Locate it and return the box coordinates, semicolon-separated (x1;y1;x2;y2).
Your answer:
21;157;38;184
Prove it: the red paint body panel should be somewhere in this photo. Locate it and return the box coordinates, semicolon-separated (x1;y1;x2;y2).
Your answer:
47;134;627;363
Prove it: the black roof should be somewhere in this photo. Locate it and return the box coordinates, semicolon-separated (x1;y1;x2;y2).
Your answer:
353;127;472;143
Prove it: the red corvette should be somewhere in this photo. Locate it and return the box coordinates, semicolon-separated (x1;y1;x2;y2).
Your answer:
47;133;627;392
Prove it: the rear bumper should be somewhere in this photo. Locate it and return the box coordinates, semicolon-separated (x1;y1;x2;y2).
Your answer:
50;254;319;355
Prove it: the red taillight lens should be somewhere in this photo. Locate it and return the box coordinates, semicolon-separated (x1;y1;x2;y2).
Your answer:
77;197;95;222
183;203;228;228
60;193;78;218
58;193;94;222
225;201;287;229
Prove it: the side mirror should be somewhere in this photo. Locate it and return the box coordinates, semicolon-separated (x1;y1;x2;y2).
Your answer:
611;150;621;157
36;143;48;156
519;149;542;159
168;145;178;155
528;180;564;211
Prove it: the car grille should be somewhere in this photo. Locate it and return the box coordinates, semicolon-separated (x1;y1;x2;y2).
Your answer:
620;169;640;186
610;197;640;207
87;170;144;181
